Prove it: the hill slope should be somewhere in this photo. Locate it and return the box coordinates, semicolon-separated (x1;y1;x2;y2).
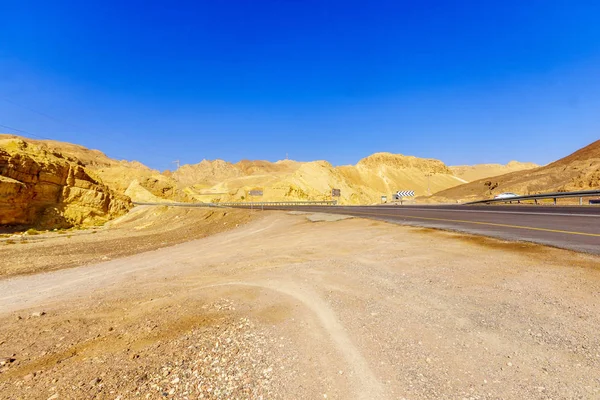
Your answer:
433;140;600;202
450;161;538;182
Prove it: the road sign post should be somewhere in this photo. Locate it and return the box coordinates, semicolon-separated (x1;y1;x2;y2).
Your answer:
248;189;264;211
395;190;415;198
394;190;415;205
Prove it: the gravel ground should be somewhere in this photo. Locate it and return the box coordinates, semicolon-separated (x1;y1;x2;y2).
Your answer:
0;206;255;278
0;296;302;400
1;209;599;399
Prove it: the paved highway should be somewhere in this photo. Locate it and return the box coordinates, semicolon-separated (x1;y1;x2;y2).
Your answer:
242;204;600;255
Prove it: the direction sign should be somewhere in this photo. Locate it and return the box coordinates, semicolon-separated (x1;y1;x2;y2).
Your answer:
249;190;263;196
331;188;341;197
394;190;415;200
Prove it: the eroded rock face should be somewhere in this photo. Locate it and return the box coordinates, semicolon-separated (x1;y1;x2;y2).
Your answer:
0;134;191;204
0;139;131;228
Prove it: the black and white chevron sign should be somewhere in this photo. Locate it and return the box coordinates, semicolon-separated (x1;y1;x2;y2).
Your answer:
396;190;415;197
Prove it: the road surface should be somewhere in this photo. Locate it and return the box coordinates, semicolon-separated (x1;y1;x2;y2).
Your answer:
238;204;600;254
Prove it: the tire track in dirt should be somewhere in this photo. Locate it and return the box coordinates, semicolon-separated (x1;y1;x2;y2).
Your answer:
201;281;388;400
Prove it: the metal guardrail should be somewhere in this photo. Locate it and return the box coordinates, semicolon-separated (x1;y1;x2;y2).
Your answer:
132;200;337;208
132;201;220;207
466;189;600;205
218;200;337;207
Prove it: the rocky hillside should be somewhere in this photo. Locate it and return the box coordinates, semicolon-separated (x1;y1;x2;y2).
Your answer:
175;152;466;204
433;139;600;202
0;137;131;228
2;133;553;208
0;134;189;203
450;161;538;183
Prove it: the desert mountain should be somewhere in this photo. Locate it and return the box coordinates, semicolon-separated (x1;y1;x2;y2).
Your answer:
0;136;131;228
174;152;466;204
450;161;538;183
433;139;600;202
0;134;189;203
3;133;561;211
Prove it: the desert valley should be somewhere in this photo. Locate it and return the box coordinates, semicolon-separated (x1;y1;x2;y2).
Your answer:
1;134;599;399
3;133;600;229
4;3;600;399
8;132;596;229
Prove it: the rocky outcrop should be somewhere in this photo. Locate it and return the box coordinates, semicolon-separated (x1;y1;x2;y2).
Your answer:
356;152;453;174
0;134;191;204
0;138;131;228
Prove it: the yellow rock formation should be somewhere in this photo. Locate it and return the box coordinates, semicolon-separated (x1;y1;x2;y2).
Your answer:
0;134;189;203
8;133;575;209
0;137;131;228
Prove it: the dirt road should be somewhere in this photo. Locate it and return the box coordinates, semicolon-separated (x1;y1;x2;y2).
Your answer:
1;209;600;399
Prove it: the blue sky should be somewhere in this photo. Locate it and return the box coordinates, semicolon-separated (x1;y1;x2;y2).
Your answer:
2;0;600;170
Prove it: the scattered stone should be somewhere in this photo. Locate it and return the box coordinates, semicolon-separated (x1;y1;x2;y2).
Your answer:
89;377;101;386
31;311;46;318
0;357;16;366
23;373;35;381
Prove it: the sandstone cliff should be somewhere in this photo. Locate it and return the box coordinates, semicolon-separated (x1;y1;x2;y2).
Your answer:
0;138;131;228
0;134;190;203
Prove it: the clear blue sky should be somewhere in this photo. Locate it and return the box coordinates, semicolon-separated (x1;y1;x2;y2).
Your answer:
2;1;600;170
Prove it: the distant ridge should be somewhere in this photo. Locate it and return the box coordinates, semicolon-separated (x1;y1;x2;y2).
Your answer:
433;140;600;202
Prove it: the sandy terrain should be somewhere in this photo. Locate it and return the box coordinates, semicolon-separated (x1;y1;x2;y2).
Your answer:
1;208;600;399
0;206;254;278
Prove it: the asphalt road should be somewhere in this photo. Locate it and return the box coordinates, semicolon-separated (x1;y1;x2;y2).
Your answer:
242;204;600;255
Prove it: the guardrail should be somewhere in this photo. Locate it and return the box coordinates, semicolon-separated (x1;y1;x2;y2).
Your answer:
466;189;600;205
218;200;337;207
133;201;220;207
132;200;337;208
